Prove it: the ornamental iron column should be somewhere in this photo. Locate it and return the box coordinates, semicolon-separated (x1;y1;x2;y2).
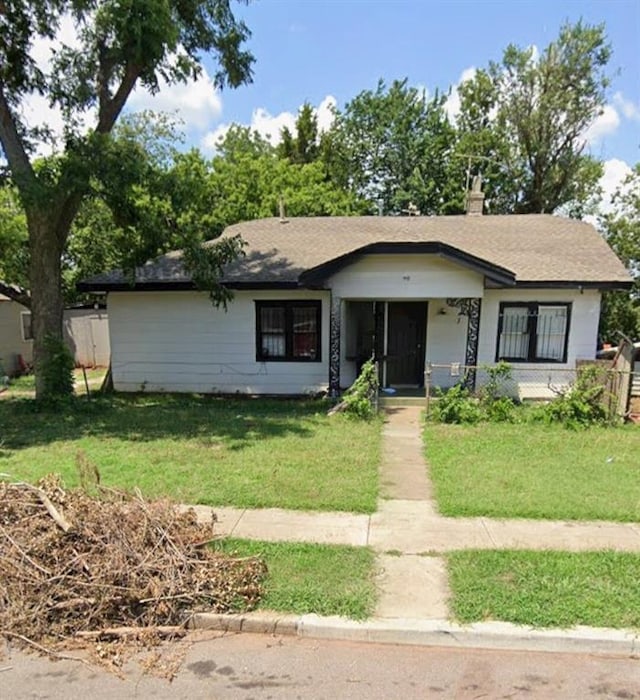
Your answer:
329;295;342;396
446;298;482;390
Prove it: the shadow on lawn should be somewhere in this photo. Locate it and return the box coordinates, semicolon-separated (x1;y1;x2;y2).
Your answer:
0;394;322;455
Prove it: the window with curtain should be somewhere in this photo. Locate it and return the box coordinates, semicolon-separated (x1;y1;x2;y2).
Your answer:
256;301;321;362
496;303;570;363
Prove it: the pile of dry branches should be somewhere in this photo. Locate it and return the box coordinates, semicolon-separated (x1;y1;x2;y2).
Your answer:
0;474;266;650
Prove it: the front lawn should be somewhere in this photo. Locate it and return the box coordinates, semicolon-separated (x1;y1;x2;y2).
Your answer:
448;550;640;629
426;422;640;522
0;395;381;513
215;539;376;620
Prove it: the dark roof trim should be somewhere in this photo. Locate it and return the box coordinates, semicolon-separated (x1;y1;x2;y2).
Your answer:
299;242;517;287
514;281;633;290
76;280;305;293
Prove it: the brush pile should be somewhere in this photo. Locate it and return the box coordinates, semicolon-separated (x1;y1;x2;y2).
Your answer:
0;475;266;648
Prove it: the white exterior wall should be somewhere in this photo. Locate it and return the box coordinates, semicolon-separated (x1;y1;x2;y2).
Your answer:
330;255;484;388
108;290;330;394
0;299;32;375
476;288;601;399
329;254;484;299
425;302;469;389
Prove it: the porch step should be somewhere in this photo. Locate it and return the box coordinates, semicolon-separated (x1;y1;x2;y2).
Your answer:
378;396;427;408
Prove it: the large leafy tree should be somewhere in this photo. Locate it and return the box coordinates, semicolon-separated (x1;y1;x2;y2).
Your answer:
599;164;640;342
209;125;366;229
322;79;460;215
0;184;29;305
455;20;610;215
0;1;254;399
277;102;320;165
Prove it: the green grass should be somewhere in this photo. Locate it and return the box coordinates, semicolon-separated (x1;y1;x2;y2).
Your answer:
448;550;640;629
425;422;640;521
214;538;376;620
0;394;380;513
3;368;106;395
4;374;35;391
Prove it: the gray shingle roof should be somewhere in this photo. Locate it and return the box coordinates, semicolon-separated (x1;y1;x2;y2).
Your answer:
78;214;632;291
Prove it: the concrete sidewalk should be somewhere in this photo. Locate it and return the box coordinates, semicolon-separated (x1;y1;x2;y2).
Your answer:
184;406;640;652
188;501;640;554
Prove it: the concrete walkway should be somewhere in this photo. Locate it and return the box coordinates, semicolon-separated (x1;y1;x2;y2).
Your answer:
186;406;640;628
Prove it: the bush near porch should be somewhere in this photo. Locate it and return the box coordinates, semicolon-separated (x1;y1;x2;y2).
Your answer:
0;395;381;513
425;422;640;522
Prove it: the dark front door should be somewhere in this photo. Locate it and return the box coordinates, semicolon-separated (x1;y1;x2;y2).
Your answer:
386;302;427;386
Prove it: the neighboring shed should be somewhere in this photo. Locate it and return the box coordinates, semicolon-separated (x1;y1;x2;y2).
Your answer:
0;296;110;374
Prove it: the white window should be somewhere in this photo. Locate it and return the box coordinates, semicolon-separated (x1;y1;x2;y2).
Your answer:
20;312;33;341
497;303;570;363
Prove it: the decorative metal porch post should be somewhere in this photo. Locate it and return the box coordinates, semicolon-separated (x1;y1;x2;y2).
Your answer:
329;295;342;397
446;298;482;390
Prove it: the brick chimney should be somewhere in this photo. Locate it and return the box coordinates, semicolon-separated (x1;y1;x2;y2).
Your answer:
466;174;484;215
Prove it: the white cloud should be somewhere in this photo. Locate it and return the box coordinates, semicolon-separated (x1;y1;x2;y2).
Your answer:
584;158;633;226
201;124;232;152
583;105;620;145
613;92;640;122
316;95;337;133
127;67;223;130
201;95;338;154
445;66;477;121
599;158;633;213
250;106;296;145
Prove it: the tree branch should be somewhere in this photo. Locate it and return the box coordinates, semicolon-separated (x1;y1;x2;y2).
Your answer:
0;83;36;189
96;62;141;134
0;281;30;308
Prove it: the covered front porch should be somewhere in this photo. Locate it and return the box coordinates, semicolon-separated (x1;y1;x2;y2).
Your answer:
329;297;482;394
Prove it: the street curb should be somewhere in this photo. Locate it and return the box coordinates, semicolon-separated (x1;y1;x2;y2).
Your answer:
189;612;640;656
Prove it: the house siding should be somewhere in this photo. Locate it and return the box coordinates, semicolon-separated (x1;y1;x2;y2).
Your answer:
108;290;331;394
328;254;484;299
0;299;33;375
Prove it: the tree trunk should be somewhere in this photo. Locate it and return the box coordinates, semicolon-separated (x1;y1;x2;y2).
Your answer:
29;214;65;400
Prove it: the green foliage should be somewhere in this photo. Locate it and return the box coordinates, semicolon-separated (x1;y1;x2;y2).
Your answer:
478;361;517;422
0;185;30;302
431;363;516;424
599;163;640;342
323;79;460;215
341;359;380;420
39;334;75;401
277;102;320;165
533;365;615;429
455;20;610;214
431;384;482;425
182;234;246;308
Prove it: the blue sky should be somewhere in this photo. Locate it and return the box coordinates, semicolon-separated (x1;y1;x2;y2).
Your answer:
215;0;639;166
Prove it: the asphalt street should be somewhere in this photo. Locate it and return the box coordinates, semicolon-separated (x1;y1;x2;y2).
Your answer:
2;631;640;699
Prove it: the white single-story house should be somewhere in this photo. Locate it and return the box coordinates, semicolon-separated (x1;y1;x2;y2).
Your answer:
78;207;632;397
0;295;110;374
